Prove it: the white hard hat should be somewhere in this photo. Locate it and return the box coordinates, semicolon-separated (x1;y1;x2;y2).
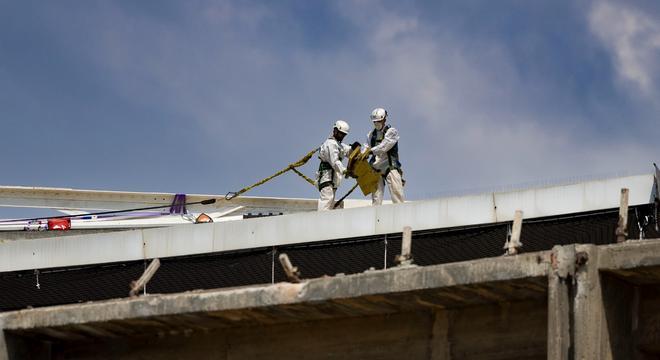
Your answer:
334;120;350;134
370;108;387;122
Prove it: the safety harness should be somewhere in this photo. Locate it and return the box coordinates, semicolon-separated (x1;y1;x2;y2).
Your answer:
369;125;402;177
317;161;335;191
317;138;345;191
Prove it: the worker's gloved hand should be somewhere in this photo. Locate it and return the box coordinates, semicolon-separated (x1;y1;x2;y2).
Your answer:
342;169;350;178
358;147;372;161
350;142;361;150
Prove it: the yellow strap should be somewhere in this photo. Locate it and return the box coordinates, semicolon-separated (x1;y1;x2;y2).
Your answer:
290;167;316;186
226;148;319;200
333;182;359;209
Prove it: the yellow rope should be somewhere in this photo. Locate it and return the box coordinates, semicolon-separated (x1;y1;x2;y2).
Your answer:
225;148;319;200
333;182;359;209
290;167;316;186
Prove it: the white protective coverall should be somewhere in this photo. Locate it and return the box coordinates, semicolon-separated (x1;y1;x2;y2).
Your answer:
317;136;351;211
367;126;405;205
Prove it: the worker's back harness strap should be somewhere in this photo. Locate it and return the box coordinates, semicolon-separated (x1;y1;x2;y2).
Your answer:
225;148;319;200
317;161;334;191
369;125;402;176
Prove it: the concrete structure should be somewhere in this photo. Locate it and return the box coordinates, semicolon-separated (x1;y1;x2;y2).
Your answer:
1;172;659;358
2;240;660;359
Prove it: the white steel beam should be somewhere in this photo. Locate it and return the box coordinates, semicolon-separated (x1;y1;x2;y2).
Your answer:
0;186;373;214
0;186;317;212
0;174;655;273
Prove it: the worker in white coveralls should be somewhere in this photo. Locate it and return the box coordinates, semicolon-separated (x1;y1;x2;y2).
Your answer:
317;120;361;211
361;108;405;205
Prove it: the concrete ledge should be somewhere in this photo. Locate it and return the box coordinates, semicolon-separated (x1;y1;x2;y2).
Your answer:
595;239;660;285
0;251;550;331
5;241;660;359
599;238;660;270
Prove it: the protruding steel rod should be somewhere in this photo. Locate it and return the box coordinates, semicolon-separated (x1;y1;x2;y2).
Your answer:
616;188;629;243
504;210;524;256
395;226;414;266
129;258;160;297
278;253;301;283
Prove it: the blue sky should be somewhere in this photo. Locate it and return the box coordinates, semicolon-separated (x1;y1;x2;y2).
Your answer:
1;0;659;208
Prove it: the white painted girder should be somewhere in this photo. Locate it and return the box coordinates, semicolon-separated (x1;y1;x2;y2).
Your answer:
493;174;654;221
0;174;655;272
0;186;318;212
0;186;374;216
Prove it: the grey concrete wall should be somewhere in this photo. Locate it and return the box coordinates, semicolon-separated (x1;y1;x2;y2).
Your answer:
637;285;660;358
600;274;636;359
446;301;547;359
546;241;660;359
5;303;548;360
4;241;660;359
51;311;436;360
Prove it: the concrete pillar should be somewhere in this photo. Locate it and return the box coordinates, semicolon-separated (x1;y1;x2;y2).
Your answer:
572;244;603;358
548;244;642;359
429;310;451;360
547;273;571;359
0;336;7;360
572;244;636;359
0;317;7;360
548;245;574;360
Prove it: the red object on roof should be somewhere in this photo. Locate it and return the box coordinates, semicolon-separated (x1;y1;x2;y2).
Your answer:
48;218;71;231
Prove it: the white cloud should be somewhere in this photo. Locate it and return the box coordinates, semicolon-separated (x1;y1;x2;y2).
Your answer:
310;2;657;193
34;1;659;197
589;1;660;97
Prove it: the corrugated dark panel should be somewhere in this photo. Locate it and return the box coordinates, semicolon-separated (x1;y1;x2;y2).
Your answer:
275;237;387;281
521;213;618;252
1;205;658;312
0;263;144;309
148;250;273;294
409;226;507;265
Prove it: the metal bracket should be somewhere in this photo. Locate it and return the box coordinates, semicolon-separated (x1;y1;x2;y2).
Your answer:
34;269;40;290
635;208;651;241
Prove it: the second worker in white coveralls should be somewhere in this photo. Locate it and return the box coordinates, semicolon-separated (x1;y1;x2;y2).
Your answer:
362;108;405;205
317;120;360;211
